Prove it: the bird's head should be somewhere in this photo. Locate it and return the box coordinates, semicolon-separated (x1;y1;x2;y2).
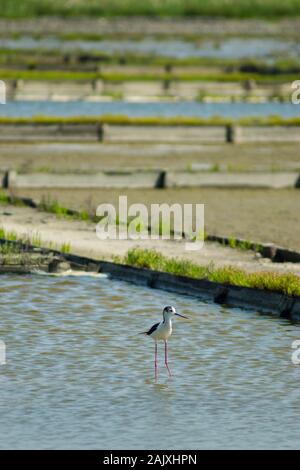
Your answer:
163;305;188;319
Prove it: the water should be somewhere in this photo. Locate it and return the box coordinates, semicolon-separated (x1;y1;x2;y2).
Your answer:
1;36;299;60
1;273;300;450
1;100;300;119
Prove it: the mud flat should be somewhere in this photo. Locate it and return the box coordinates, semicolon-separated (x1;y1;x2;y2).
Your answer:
1;200;300;275
12;187;300;252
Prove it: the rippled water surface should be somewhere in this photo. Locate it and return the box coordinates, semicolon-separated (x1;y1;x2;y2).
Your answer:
1;274;300;449
1;101;300;119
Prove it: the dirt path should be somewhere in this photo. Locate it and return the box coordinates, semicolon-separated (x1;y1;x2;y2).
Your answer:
15;187;300;252
1;203;300;275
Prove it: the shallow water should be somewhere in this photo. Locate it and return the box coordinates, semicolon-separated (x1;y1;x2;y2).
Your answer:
1;100;300;119
1;36;299;60
1;274;300;449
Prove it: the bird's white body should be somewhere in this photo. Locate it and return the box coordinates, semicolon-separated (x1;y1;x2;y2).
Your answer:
142;305;187;380
150;317;173;341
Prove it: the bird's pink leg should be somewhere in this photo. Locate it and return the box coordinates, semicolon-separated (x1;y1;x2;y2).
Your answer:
164;340;172;377
154;342;158;381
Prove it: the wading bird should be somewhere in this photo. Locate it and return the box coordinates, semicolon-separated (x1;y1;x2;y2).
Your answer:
141;305;188;380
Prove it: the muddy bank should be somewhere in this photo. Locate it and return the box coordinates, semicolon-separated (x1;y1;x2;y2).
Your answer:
0;240;68;274
13;187;300;252
1;201;300;275
1;236;299;319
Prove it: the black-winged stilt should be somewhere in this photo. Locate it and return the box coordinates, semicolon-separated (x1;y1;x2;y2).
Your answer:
141;305;188;380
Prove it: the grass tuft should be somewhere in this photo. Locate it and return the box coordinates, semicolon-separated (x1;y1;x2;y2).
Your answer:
1;114;300;127
60;242;71;254
0;192;10;204
122;248;300;297
0;68;298;83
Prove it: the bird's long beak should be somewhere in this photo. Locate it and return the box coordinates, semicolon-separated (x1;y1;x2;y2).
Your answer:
175;313;188;319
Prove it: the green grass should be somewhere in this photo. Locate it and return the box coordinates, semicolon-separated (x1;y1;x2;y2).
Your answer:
0;226;44;247
0;225;72;256
0;192;10;204
1;0;300;18
39;197;70;217
121;248;300;296
0;115;228;126
0;68;298;83
29;233;42;247
0;242;21;255
0;114;300;127
60;242;71;254
0;69;97;81
0;227;18;242
0;191;26;207
210;163;221;173
0;192;93;224
38;197;93;222
228;237;253;250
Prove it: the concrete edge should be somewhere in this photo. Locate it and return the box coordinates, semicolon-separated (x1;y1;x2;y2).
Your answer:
1;123;300;144
1;238;299;320
63;254;300;322
206;234;300;263
3;170;300;190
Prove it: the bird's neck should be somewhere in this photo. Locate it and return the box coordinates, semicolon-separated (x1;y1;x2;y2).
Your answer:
163;314;172;325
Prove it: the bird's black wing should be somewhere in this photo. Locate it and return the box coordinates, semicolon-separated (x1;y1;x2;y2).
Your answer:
144;322;160;336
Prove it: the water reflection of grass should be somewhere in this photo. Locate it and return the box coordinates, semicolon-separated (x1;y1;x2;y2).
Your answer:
120;247;300;296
